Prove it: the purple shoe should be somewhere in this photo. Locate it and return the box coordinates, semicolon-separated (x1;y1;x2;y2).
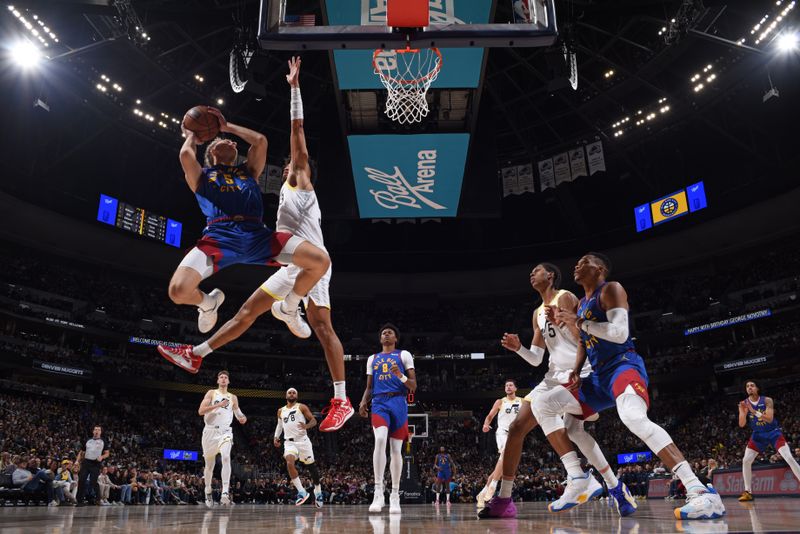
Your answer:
477;497;517;519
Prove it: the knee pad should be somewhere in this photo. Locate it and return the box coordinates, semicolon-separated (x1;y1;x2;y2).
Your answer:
616;393;672;452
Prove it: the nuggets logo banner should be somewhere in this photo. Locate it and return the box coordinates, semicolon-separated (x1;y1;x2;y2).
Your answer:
348;133;469;218
650;189;688;225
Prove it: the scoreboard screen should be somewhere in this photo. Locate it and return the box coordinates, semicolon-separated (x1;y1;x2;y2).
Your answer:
97;194;182;248
635;181;707;233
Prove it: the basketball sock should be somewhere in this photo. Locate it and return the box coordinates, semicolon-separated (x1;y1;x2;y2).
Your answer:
560;451;584;479
499;478;514;499
314;484;321;494
597;465;619;489
291;477;305;493
482;479;498;497
284;291;302;313
333;381;346;401
673;461;703;492
194;342;212;358
199;292;215;312
777;445;800;482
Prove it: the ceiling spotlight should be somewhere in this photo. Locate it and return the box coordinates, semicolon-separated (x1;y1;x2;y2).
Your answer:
10;40;41;69
777;32;799;52
216;98;224;105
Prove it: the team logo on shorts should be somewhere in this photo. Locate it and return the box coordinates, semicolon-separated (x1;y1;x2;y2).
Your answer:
659;197;679;217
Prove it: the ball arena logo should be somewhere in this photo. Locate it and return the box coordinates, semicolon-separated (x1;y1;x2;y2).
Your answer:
659;197;679;217
364;150;447;211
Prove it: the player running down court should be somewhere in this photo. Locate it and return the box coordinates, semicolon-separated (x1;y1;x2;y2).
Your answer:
532;253;725;520
273;388;324;508
159;60;351;431
737;380;800;501
164;106;328;337
359;324;416;515
198;370;246;507
476;380;520;509
480;263;634;519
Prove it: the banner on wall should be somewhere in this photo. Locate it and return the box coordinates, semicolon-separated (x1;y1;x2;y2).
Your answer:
586;140;606;175
538;158;555;190
569;147;587;178
348;133;469;218
501;166;518;197
516;163;535;194
326;0;492;89
553;152;571;185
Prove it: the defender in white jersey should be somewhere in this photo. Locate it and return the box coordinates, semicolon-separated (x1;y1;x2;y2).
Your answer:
480;263;635;519
273;388;324;507
157;57;353;433
476;380;521;509
198;370;246;507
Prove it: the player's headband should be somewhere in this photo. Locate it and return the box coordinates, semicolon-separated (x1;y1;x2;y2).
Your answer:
286;388;298;395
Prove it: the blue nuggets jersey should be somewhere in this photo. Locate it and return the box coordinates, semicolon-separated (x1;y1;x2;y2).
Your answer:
577;282;637;369
195;164;263;222
747;396;780;434
371;350;407;395
435;454;452;472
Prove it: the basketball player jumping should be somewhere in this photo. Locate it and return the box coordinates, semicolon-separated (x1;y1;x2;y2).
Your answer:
273;387;324;508
198;370;246;507
480;263;635;519
531;253;725;520
433;447;455;505
476;379;520;510
737;380;800;501
160;59;353;432
359;324;416;515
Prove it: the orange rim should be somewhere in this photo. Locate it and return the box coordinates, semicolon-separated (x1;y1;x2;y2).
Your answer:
373;47;442;85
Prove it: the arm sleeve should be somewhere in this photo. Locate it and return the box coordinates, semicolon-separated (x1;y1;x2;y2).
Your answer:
581;308;629;344
365;355;374;376
401;350;414;370
516;345;545;366
274;417;284;439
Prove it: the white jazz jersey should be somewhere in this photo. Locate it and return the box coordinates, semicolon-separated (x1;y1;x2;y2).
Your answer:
495;396;522;453
204;390;234;428
280;404;315;464
536;290;592;384
276;182;325;250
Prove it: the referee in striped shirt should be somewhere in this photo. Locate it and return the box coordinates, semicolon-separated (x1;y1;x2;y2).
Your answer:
76;425;109;505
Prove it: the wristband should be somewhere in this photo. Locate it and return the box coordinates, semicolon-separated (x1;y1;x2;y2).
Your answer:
400;374;408;383
290;86;303;120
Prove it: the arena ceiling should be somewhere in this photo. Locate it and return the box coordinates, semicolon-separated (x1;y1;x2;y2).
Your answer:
0;0;798;271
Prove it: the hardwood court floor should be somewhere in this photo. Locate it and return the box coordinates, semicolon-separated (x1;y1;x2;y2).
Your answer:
1;498;798;533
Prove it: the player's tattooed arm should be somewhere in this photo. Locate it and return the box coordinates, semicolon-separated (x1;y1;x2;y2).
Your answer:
300;404;317;430
763;397;775;423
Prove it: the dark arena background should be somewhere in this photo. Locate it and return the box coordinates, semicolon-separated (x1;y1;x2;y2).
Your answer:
1;0;799;533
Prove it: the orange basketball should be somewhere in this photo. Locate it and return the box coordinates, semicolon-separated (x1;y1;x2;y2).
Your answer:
182;105;220;143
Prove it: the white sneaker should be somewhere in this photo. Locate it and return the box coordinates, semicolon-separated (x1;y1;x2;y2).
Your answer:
205;493;214;508
271;300;311;339
48;500;59;507
476;490;487;510
220;492;231;506
369;490;385;513
198;288;225;333
548;472;603;513
674;485;726;520
389;493;401;515
100;500;111;506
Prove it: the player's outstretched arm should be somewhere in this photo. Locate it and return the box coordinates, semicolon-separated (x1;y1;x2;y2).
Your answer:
300;404;317;430
274;407;284;447
286;56;312;190
482;399;502;432
179;127;203;192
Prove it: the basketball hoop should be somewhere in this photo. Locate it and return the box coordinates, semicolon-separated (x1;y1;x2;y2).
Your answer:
373;46;442;125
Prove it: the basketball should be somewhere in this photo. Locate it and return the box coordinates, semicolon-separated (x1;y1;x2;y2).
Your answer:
183;105;220;143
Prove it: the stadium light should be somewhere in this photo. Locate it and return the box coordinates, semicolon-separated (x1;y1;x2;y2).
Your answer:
777;31;798;51
10;40;41;69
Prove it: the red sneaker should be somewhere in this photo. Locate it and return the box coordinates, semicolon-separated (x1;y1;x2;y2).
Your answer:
319;397;354;432
157;344;202;374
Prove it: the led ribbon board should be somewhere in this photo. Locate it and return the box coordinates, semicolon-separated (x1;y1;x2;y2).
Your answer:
617;451;653;465
163;449;199;461
635;181;707;232
97;194;182;248
348;133;469;218
325;0;492;89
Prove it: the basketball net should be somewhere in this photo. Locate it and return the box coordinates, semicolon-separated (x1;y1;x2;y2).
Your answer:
373;47;442;124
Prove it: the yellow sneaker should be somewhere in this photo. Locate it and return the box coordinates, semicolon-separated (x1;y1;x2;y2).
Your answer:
738;491;754;502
